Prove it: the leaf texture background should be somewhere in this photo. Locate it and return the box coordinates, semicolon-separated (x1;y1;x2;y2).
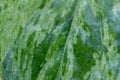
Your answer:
0;0;120;80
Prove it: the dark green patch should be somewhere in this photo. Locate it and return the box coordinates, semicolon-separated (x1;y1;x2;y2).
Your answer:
31;33;55;80
39;0;47;9
73;35;95;80
4;3;8;10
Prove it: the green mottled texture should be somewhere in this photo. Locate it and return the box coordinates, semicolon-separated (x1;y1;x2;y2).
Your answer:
0;0;120;80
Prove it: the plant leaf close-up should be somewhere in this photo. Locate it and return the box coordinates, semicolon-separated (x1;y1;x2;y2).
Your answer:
0;0;120;80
